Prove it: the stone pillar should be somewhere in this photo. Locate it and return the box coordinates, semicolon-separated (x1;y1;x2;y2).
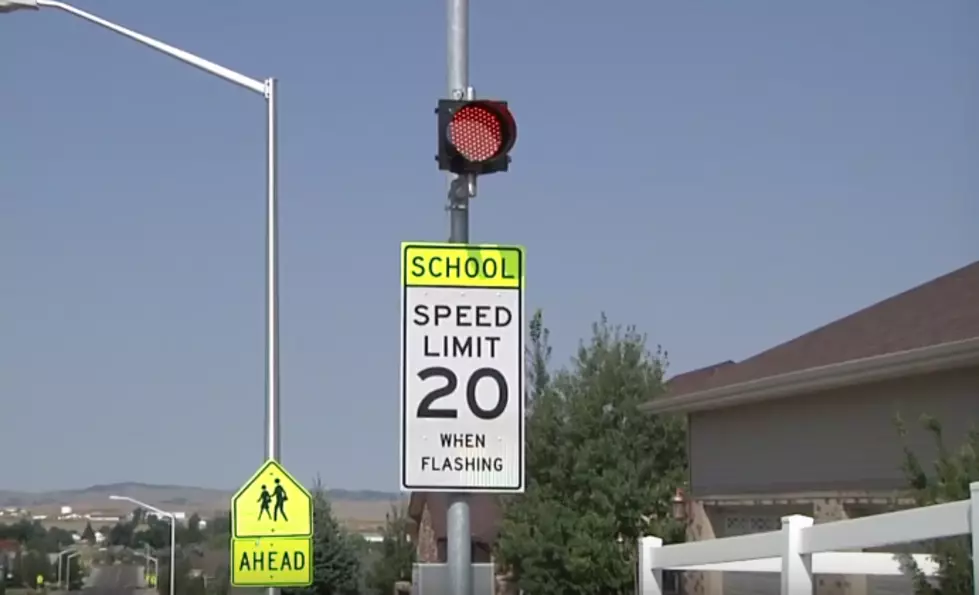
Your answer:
416;504;439;563
681;500;722;595
812;499;866;595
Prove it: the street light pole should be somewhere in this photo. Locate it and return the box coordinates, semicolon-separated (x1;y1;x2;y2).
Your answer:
64;552;80;591
146;543;159;588
1;4;283;593
131;548;159;588
110;496;176;595
168;515;176;595
55;547;75;590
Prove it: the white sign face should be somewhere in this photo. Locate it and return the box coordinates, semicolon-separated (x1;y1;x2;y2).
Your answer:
400;243;525;493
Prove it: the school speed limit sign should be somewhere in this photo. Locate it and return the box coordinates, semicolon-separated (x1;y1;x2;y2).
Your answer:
400;242;525;492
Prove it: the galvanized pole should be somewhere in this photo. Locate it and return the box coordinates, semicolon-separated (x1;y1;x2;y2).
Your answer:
446;0;473;593
168;516;176;595
264;76;282;595
65;552;79;590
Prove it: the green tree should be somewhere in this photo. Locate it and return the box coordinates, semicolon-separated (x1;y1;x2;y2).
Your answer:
134;515;171;550
283;479;362;595
109;520;135;547
204;511;231;548
63;554;84;591
210;560;232;595
81;521;96;542
158;551;206;595
897;414;978;595
47;526;75;550
526;308;552;410
0;520;57;552
496;314;688;595
131;508;146;525
365;503;415;595
0;520;69;554
12;550;52;589
184;513;204;544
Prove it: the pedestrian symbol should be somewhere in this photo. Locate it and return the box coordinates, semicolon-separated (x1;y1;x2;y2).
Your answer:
232;459;312;539
273;479;288;521
256;479;290;522
258;485;271;520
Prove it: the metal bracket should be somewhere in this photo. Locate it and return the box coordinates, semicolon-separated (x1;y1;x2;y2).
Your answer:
450;86;476;101
447;175;477;203
445;84;477;209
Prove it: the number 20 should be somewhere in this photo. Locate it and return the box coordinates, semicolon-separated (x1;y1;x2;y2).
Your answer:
416;366;508;421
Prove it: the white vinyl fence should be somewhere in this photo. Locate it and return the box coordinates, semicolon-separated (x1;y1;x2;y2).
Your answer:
637;482;979;595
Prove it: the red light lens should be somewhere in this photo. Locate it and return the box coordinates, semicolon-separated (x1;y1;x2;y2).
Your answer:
449;105;503;162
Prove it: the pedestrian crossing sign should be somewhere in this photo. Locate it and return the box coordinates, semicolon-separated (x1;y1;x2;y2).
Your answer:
232;459;313;539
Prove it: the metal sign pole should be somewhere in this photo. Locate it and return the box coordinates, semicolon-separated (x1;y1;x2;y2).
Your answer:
264;77;282;595
445;0;473;593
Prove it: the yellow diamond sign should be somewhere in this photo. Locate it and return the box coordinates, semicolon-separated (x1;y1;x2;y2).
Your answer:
231;537;313;587
232;459;313;539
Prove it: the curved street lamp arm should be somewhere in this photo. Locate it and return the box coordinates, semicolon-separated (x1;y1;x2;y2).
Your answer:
34;0;266;94
109;495;175;519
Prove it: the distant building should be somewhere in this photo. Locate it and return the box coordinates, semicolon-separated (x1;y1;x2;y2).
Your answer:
60;506;73;515
146;511;187;522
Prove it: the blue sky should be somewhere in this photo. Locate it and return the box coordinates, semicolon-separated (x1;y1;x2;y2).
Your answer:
2;0;975;493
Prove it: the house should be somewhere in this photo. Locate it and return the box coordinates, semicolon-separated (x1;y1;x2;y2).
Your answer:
0;539;19;555
407;492;501;564
408;493;516;593
641;260;979;595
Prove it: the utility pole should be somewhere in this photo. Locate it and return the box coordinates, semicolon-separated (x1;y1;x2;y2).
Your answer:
445;0;473;592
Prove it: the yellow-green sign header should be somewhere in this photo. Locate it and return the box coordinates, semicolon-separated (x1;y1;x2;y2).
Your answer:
401;242;525;289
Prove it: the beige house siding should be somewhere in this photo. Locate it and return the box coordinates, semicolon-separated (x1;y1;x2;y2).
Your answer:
681;499;914;595
688;367;979;497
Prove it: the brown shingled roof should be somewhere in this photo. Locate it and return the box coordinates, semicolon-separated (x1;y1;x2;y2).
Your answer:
665;361;735;394
671;260;979;396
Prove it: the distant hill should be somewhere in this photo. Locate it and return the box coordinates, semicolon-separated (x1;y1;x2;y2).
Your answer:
0;482;400;512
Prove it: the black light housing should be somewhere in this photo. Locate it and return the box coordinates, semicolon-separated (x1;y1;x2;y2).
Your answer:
436;99;517;176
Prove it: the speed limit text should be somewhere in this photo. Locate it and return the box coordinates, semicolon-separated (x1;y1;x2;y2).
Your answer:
413;303;512;358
